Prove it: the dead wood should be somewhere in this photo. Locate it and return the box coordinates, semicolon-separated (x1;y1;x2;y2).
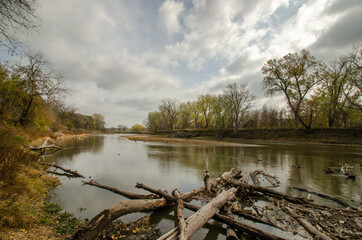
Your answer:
228;179;312;204
46;170;78;178
136;183;287;240
203;171;211;192
180;168;241;199
282;206;332;240
250;170;262;186
82;179;156;199
161;188;237;240
232;208;285;231
72;198;168;240
292;186;354;209
172;189;187;240
42;162;85;178
226;205;238;240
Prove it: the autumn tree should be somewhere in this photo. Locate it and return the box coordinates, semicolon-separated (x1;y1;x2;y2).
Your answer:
222;83;254;134
262;49;325;130
14;52;67;126
0;0;39;50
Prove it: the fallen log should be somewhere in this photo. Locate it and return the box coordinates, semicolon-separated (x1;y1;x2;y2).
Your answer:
136;183;287;240
161;188;237;240
250;170;262;186
72;198;168;240
180;168;241;199
227;179;312;204
292;186;353;209
172;189;187;240
232;208;285;231
226;205;238;240
46;170;78;178
282;206;332;240
82;179;156;199
42;162;85;178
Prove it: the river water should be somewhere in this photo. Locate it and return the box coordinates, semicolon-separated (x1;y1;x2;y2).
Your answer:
47;134;361;239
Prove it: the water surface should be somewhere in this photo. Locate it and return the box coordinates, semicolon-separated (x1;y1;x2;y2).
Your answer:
47;134;362;239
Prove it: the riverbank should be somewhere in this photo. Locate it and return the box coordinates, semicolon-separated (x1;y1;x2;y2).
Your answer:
0;128;88;239
147;128;362;145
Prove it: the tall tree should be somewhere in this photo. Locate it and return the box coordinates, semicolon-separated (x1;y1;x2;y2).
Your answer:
223;83;254;134
159;98;178;132
261;49;325;130
344;45;362;111
0;0;39;50
14;52;67;126
197;94;214;129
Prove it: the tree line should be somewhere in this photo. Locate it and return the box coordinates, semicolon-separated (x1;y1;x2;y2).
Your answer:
146;46;362;134
0;52;105;132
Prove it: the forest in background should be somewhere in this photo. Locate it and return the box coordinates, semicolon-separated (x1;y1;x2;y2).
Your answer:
145;47;362;137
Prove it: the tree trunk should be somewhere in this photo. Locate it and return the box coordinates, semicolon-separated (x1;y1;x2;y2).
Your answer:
72;198;168;240
82;179;155;199
172;189;187;240
160;188;237;240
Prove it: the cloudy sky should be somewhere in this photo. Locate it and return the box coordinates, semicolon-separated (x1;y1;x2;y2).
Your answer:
18;0;362;127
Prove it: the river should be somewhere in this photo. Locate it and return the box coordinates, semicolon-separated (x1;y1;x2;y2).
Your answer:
47;134;362;239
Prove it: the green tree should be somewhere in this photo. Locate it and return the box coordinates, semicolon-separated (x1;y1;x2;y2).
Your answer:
196;94;214;129
261;49;325;130
177;102;192;129
130;124;145;132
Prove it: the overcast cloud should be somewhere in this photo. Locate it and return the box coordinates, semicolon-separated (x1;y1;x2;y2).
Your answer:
15;0;362;127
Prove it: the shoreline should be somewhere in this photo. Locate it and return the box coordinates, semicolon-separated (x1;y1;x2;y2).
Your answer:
122;134;362;147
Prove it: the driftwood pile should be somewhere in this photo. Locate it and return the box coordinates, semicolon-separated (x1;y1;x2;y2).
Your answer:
44;164;361;240
325;164;357;178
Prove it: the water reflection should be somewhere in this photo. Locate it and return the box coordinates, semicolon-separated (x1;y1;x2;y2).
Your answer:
49;135;362;240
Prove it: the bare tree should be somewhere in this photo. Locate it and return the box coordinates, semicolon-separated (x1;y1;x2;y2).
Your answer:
223;83;254;134
0;0;39;50
159;98;178;132
344;45;362;111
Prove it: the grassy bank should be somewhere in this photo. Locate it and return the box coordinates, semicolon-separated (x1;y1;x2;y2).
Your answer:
0;127;83;239
152;128;362;145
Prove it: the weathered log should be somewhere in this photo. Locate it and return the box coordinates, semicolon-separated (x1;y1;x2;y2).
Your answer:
228;179;312;204
162;188;237;240
82;179;155;199
46;170;78;178
172;189;187;240
250;170;262;186
29;144;61;150
204;171;211;192
226;205;238;240
42;162;85;178
232;208;285;231
72;198;168;240
136;183;287;240
282;206;332;240
180;168;241;199
292;186;353;209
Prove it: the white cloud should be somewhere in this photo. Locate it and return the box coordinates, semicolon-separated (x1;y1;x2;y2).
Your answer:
158;0;184;36
8;0;362;127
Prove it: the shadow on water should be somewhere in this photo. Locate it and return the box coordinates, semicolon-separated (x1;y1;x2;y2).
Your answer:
48;135;362;240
